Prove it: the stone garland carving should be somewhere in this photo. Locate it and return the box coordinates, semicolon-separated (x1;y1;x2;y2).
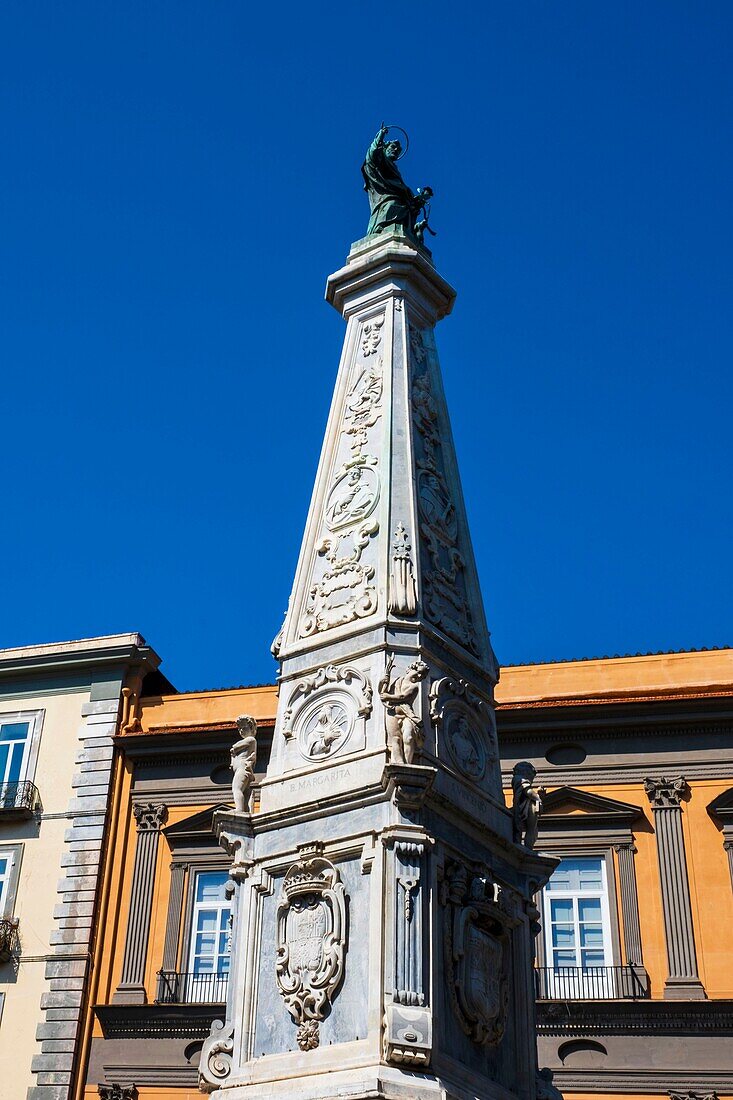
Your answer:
389;523;418;616
429;677;497;782
409;326;479;655
441;860;513;1047
361;315;384;356
231;715;257;812
512;761;544;850
378;654;429;765
199;1018;236;1092
275;844;346;1051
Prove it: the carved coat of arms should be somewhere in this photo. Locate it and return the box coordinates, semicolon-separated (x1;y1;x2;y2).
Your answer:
441;861;513;1046
275;847;346;1051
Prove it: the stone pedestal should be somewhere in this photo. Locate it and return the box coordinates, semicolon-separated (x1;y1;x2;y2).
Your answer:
199;231;556;1099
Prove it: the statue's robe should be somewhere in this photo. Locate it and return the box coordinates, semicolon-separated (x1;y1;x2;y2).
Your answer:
361;136;414;235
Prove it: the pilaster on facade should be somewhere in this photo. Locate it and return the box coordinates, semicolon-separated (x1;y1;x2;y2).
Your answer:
113;802;168;1004
644;776;706;1000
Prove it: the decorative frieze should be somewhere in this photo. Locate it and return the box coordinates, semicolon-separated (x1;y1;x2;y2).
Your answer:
98;1086;139;1100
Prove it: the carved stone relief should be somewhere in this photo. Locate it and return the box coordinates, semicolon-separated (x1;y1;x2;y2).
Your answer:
378;655;429;765
275;844;346;1051
389;523;418;616
409;327;479;655
296;692;357;761
441;860;513;1047
282;665;372;766
299;315;385;638
199;1018;236;1092
430;677;496;782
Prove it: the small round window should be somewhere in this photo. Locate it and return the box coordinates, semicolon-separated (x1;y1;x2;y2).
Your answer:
545;743;587;766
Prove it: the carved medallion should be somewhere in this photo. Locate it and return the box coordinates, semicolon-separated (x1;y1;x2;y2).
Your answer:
275;845;346;1051
295;691;356;762
430;677;496;781
445;710;485;781
441;861;512;1046
325;465;379;531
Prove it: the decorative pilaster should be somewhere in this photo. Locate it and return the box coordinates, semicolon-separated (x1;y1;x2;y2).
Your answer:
161;861;186;972
614;841;644;967
384;835;432;1067
113;802;167;1004
644;777;705;1000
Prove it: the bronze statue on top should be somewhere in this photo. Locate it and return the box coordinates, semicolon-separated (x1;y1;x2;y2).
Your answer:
362;124;435;244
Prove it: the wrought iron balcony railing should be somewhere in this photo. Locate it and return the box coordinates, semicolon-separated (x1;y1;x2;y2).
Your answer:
534;964;649;1000
0;918;19;962
0;780;41;818
155;969;229;1004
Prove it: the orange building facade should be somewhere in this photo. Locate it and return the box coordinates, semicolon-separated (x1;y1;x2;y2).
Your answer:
76;649;733;1100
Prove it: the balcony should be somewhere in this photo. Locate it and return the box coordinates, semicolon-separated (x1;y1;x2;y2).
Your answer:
0;780;41;820
0;918;19;962
155;969;229;1005
535;965;649;1000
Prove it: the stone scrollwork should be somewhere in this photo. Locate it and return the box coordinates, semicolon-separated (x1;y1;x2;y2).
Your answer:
198;1018;236;1092
275;844;347;1051
430;677;496;782
301;519;379;636
441;861;513;1047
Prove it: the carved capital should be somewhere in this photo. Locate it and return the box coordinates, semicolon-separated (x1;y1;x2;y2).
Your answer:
644;776;687;809
98;1086;139;1100
613;841;636;853
132;802;167;832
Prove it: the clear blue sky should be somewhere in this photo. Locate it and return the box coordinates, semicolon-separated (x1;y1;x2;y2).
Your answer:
2;3;731;690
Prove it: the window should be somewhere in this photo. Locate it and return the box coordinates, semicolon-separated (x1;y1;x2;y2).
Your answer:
185;871;231;1002
0;852;15;916
542;856;615;996
0;721;31;789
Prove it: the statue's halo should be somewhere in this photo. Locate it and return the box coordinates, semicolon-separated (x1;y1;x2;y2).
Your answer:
384;124;409;159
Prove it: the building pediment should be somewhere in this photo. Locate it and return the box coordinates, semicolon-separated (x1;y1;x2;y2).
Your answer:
540;786;644;831
707;787;733;825
163;803;230;845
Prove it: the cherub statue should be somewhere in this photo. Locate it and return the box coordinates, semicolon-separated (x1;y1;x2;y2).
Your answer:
231;715;257;813
378;655;429;765
512;761;544;849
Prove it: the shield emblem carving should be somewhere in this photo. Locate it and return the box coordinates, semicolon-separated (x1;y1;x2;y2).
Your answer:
442;861;513;1046
276;848;346;1052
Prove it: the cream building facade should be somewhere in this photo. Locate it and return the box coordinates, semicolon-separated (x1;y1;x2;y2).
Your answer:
0;634;164;1100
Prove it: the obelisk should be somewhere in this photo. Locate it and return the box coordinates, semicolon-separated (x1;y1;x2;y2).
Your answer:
200;127;557;1100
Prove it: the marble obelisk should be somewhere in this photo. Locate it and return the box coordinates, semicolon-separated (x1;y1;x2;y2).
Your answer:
199;226;557;1100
